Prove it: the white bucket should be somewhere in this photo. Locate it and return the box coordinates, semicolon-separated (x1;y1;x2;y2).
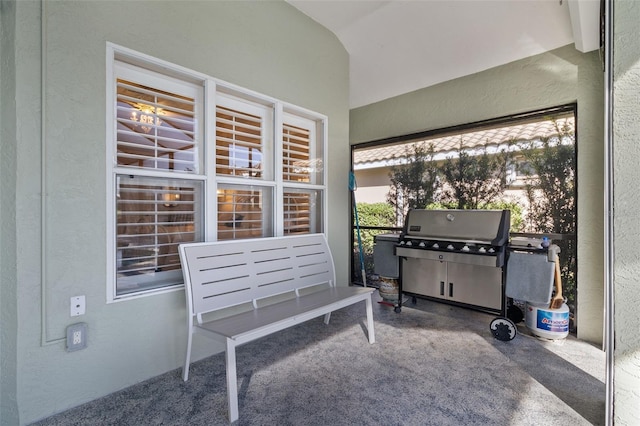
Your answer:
525;302;570;340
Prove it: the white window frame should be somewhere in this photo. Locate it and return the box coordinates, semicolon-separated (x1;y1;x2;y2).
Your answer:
106;43;328;302
280;110;326;235
106;45;207;302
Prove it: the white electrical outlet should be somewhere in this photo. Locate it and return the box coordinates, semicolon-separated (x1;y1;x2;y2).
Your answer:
66;323;87;352
72;330;83;345
70;295;86;317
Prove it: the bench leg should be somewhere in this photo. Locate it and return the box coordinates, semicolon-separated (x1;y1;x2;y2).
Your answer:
365;296;376;344
226;338;239;423
183;329;193;381
323;312;331;324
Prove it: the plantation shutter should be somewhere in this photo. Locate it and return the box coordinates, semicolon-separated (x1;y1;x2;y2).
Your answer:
217;186;271;240
116;78;198;173
216;105;264;178
116;175;203;293
281;114;322;235
283;122;311;183
283;191;311;234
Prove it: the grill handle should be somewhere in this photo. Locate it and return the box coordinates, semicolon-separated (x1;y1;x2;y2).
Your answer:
440;281;445;296
449;282;453;297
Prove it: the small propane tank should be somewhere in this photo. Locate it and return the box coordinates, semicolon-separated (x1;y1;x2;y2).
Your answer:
525;302;570;340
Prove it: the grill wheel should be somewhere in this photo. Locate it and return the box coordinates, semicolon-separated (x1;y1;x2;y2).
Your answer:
490;317;517;341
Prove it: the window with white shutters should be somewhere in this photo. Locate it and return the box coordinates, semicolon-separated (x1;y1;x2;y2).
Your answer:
116;176;203;295
215;94;273;180
283;122;311;183
283;189;322;235
282;113;323;185
110;59;204;298
216;106;263;178
108;45;326;301
282;113;324;234
116;74;199;173
217;184;273;240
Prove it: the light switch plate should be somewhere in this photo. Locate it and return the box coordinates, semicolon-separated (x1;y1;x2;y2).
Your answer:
70;295;85;317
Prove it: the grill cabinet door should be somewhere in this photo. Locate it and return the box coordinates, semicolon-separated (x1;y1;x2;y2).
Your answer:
402;258;447;298
446;263;502;310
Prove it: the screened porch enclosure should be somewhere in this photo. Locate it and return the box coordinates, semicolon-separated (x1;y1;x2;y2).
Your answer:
350;105;577;332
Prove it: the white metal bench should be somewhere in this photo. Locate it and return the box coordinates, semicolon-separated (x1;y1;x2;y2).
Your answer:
179;233;376;423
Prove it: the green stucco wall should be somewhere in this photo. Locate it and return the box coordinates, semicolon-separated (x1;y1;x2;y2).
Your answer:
1;0;19;424
350;44;605;346
613;1;640;423
2;1;349;423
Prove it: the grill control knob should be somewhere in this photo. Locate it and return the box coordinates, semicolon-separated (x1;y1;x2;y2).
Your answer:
462;245;470;252
478;247;486;253
432;243;439;248
400;241;405;245
406;241;413;246
419;242;426;247
488;248;495;253
447;244;454;250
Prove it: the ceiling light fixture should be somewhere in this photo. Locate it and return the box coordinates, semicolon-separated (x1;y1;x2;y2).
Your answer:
129;102;164;133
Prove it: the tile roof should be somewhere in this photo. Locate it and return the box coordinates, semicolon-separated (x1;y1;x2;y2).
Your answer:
354;116;574;166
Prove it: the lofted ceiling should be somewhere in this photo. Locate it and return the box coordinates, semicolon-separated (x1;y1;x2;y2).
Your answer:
287;0;601;108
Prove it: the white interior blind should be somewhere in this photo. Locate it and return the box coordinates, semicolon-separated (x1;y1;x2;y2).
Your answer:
216;105;263;178
283;122;311;182
116;79;197;172
217;186;271;240
283;191;311;234
116;175;202;294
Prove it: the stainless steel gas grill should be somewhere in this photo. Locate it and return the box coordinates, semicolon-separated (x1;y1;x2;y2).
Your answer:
396;209;511;314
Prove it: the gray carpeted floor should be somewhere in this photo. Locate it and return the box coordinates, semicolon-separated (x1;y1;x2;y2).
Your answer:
33;291;605;425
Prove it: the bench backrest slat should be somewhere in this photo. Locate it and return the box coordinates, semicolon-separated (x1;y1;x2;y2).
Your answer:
180;234;336;317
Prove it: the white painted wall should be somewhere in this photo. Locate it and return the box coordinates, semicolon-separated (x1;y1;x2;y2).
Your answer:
1;1;349;424
350;44;605;345
613;1;640;423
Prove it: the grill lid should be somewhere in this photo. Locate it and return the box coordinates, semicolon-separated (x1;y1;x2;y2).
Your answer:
402;209;511;246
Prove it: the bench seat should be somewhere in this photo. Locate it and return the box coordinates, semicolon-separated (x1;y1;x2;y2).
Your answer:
197;286;374;342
